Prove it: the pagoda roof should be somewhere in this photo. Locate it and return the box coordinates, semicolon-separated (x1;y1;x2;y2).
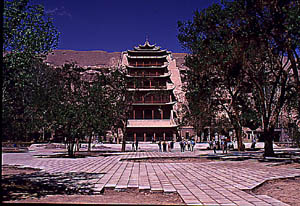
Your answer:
132;40;160;50
128;49;167;53
127;119;178;128
127;55;167;59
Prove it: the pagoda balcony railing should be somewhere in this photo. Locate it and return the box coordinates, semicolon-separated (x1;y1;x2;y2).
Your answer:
134;100;170;104
129;63;165;67
128;72;171;77
132;86;167;89
127;64;168;68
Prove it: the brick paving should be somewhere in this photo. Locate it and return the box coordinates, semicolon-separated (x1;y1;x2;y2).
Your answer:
2;146;300;205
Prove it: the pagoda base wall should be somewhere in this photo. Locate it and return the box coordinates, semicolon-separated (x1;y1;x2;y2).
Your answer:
126;127;178;142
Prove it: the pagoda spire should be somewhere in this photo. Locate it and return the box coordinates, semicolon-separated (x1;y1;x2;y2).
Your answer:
145;34;150;45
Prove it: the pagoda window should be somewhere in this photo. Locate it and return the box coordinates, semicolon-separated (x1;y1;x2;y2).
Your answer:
127;81;134;88
163;109;170;119
162;95;169;103
153;95;160;103
143;80;150;88
151;80;159;88
144;95;152;103
135;110;143;119
129;110;134;119
154;109;161;119
144;110;152;119
135;95;143;103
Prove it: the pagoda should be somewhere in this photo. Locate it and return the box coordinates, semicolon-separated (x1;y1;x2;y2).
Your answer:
122;40;178;142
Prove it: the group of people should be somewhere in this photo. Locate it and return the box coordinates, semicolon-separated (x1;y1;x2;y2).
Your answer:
157;140;174;152
179;139;195;152
209;138;228;154
132;140;139;151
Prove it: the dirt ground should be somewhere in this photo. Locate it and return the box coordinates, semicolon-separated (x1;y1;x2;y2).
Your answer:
250;163;300;206
6;188;184;205
251;177;300;206
2;165;183;205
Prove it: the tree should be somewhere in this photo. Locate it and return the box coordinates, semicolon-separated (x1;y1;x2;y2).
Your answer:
178;2;256;151
3;0;59;142
178;0;299;156
109;67;134;152
81;68;128;152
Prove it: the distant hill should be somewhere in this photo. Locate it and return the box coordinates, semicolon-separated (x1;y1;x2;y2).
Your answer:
46;50;187;69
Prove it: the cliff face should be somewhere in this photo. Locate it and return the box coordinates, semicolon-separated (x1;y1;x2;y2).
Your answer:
46;50;123;68
46;50;187;69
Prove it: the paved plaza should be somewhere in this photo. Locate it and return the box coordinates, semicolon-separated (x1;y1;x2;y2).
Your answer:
2;143;300;205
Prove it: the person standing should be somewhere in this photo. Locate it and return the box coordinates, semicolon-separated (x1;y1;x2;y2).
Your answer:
132;141;135;152
167;141;171;152
170;140;174;150
221;139;225;154
224;139;228;154
158;140;162;152
187;140;191;151
213;140;217;154
162;141;167;152
191;139;195;152
180;140;184;152
251;137;256;149
135;139;139;151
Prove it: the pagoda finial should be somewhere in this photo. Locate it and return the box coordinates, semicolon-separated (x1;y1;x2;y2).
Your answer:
145;34;149;44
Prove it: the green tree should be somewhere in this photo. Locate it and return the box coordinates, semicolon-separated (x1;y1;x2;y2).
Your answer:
178;0;299;156
3;0;59;142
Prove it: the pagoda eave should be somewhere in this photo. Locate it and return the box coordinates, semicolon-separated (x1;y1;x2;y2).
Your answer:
126;73;171;78
126;65;168;69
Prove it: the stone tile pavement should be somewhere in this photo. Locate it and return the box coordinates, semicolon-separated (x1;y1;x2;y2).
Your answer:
2;148;300;205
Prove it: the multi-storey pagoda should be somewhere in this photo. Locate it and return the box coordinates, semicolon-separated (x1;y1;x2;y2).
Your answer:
122;40;178;142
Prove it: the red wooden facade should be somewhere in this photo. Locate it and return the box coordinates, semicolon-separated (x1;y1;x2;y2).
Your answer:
124;41;178;141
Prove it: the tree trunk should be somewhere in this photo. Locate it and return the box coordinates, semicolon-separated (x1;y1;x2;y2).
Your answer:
88;135;92;152
66;135;75;157
264;128;275;157
121;127;127;152
235;127;244;151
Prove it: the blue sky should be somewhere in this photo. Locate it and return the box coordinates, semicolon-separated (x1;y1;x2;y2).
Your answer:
33;0;219;53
